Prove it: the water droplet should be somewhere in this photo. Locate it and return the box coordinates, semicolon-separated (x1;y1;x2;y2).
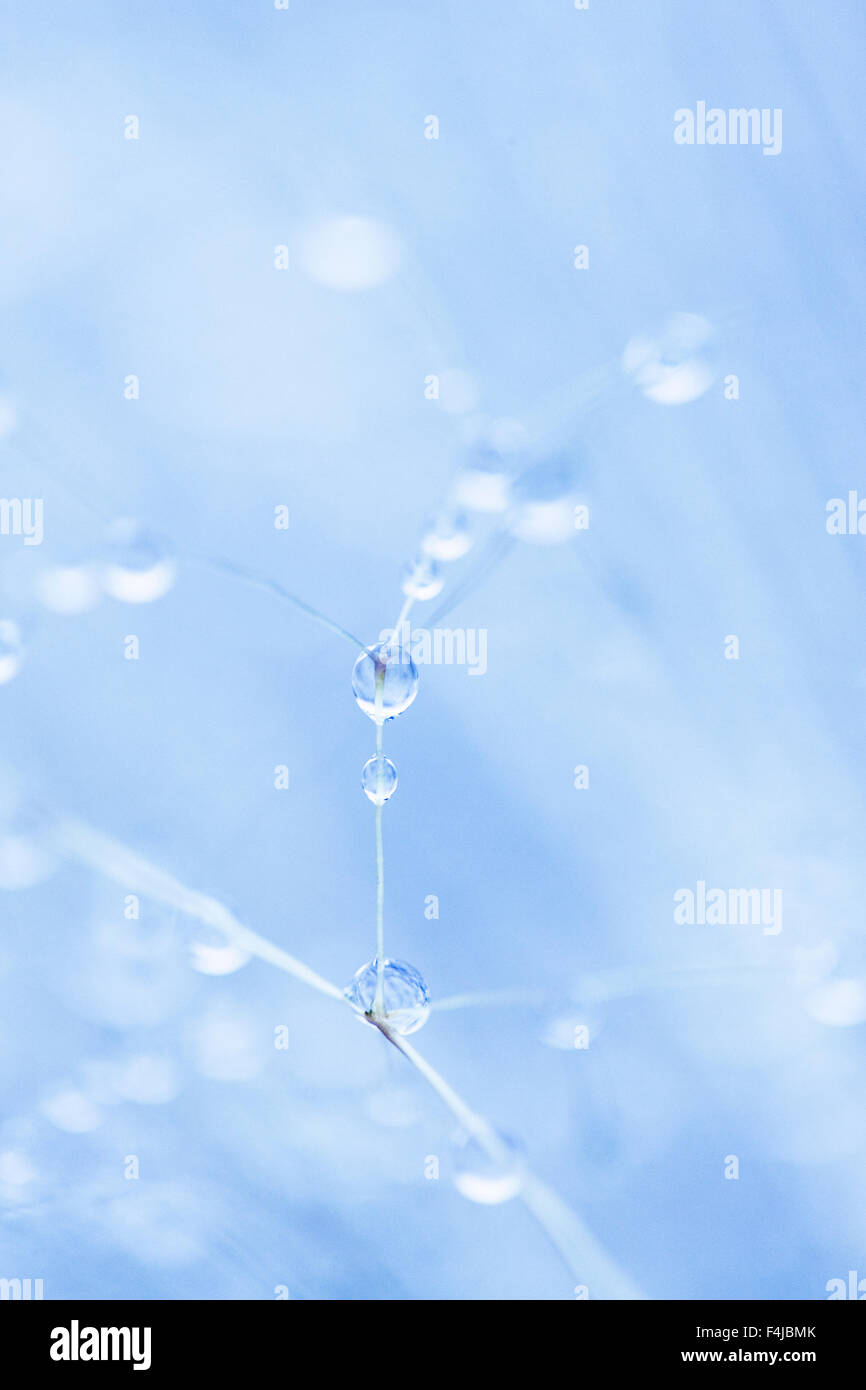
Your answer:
805;978;866;1027
510;498;576;545
622;312;715;405
299;215;402;291
40;1088;103;1133
0;396;17;439
115;1055;181;1105
0;620;23;684
421;513;474;562
361;755;398;805
352;642;419;723
36;564;102;615
344;958;430;1034
100;518;176;603
0;794;57;890
401;558;444;600
453;446;511;513
187;922;251;976
451;1127;525;1204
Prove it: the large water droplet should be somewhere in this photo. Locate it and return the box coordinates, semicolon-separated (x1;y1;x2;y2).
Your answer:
352;642;419;723
344;958;430;1034
361;755;398;805
451;1127;525;1204
100;519;176;603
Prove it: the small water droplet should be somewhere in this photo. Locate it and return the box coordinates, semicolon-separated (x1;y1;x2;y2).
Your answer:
100;519;176;603
622;312;715;405
344;958;430;1034
401;558;444;600
451;1127;525;1204
421;513;474;562
453;445;511;513
187;922;251;976
0;620;24;684
361;755;398;805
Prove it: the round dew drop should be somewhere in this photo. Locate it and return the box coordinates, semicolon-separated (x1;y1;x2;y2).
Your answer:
352;642;419;723
421;514;473;562
451;1127;525;1205
100;518;176;603
361;755;398;805
401;558;444;601
344;958;430;1035
187;923;251;977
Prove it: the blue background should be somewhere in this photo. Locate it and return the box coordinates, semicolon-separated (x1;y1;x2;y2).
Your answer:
1;0;865;1299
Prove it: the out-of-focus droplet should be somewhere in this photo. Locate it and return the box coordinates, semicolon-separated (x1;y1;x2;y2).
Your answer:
805;978;866;1027
451;1127;525;1205
299;215;402;291
510;498;576;545
453;445;511;513
0;1148;37;1187
0;1145;40;1209
100;519;176;603
622;312;715;405
40;1088;103;1133
36;564;102;615
0;795;57;890
361;755;398;805
352;642;419;723
188;922;251;977
421;513;474;562
401;558;444;600
0;619;23;684
0;396;18;438
344;958;430;1034
509;456;580;545
115;1055;181;1105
